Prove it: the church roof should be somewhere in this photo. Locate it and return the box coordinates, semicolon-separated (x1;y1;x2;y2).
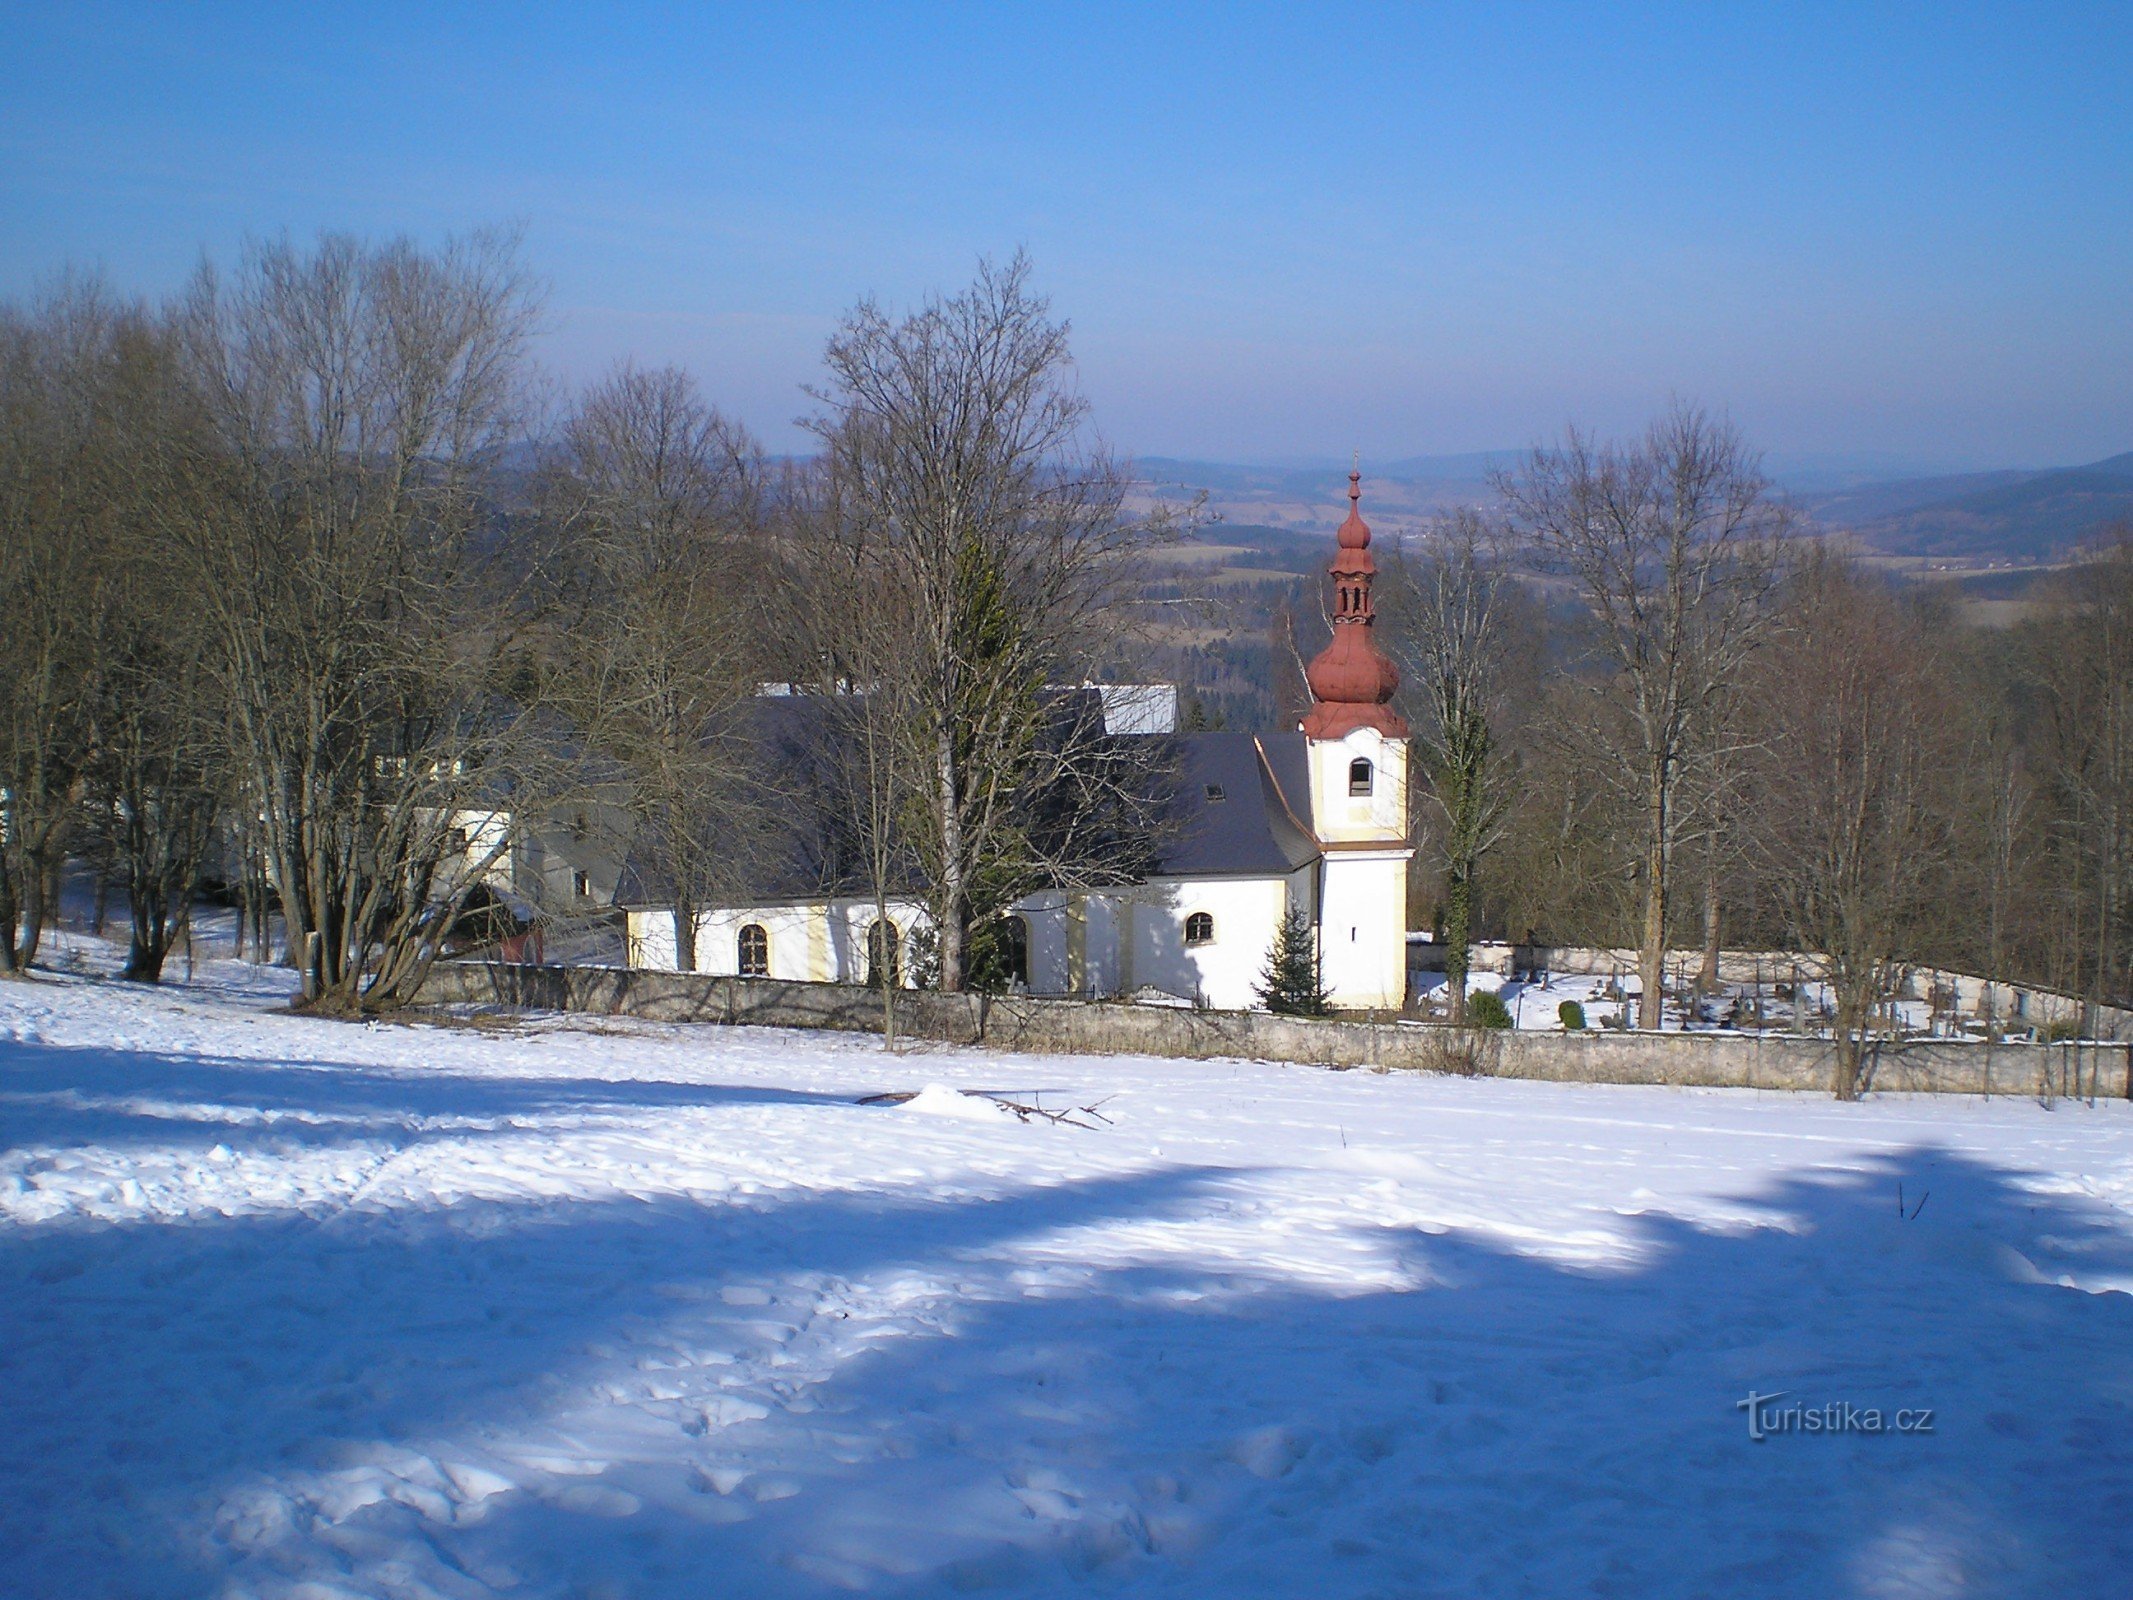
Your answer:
611;706;1322;910
1154;732;1320;878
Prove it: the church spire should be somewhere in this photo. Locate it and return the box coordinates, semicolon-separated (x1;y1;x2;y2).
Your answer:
1300;467;1408;739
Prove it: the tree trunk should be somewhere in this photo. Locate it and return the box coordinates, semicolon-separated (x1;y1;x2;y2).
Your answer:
1443;862;1472;1024
250;864;271;963
673;895;698;973
1698;833;1722;994
875;891;898;1052
18;858;52;970
1832;1029;1861;1101
934;730;966;992
0;865;18;975
122;885;173;983
1639;823;1668;1031
1832;986;1869;1100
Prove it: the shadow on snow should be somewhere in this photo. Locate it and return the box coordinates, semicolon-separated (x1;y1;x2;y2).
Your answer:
1;1049;2129;1597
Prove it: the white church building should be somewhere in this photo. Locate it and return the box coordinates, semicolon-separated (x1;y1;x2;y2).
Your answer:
619;472;1415;1012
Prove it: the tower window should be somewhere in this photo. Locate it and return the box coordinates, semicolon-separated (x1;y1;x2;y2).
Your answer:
1184;911;1215;946
1349;758;1374;796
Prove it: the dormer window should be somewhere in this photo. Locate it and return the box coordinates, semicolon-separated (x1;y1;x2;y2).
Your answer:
1204;783;1226;802
1348;758;1374;797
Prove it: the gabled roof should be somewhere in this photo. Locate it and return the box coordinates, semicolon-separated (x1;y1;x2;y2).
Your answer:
1153;732;1320;878
612;699;1324;910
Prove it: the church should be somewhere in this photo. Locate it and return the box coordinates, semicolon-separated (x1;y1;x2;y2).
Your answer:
618;472;1414;1012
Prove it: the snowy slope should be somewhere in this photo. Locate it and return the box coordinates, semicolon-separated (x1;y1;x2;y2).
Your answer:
3;962;2130;1598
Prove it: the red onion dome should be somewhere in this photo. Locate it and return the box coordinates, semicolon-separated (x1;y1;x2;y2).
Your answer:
1300;468;1409;741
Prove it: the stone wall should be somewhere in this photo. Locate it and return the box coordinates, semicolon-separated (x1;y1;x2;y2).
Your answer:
417;962;2133;1099
1408;941;2133;1038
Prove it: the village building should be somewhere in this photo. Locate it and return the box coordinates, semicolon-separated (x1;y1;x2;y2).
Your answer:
617;472;1415;1011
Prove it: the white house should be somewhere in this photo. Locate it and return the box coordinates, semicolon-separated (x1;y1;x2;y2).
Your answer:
619;471;1415;1012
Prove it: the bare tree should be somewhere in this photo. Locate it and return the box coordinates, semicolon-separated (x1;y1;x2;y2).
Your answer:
0;278;124;973
805;255;1174;991
87;308;226;981
1498;405;1787;1028
1385;509;1520;1020
2026;535;2133;1011
158;231;548;1013
549;363;765;973
778;453;930;1041
1743;554;1964;1097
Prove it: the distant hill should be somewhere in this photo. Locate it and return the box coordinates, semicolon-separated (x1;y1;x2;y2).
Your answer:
1796;470;2036;527
1140;449;2133;563
1822;453;2133;559
1134;457;1493;539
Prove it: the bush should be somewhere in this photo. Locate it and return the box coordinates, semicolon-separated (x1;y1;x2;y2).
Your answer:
1466;989;1514;1030
1558;999;1586;1031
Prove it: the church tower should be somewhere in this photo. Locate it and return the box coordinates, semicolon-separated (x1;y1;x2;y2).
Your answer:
1301;470;1413;1010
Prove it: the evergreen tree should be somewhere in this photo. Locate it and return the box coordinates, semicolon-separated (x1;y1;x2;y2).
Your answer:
1256;907;1330;1016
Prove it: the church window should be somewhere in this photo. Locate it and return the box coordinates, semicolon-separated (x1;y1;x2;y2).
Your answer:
1004;915;1030;986
1348;758;1374;796
1184;911;1214;946
867;919;900;986
738;923;769;977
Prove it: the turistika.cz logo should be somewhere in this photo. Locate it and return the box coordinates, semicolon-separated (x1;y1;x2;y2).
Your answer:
1736;1391;1935;1441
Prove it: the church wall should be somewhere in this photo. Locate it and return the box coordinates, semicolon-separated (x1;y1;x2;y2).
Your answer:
626;900;925;984
1319;850;1411;1009
625;910;676;971
696;905;818;981
626;868;1327;1009
1155;874;1299;1010
1008;876;1298;1009
1011;891;1074;996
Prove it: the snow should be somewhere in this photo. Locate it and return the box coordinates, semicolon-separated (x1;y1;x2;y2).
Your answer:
901;1083;1014;1121
4;960;2132;1598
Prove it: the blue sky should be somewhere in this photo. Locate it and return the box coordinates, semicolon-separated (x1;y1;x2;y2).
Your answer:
4;2;2128;469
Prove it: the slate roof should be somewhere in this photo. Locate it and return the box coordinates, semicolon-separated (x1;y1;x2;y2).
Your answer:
1154;732;1320;878
612;700;1323;909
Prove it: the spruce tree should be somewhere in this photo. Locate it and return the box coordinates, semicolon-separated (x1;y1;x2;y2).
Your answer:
1256;907;1331;1016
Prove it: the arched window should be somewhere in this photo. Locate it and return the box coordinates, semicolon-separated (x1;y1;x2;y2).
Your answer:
867;919;900;987
737;923;769;977
1348;757;1374;796
1184;911;1215;946
1004;915;1031;987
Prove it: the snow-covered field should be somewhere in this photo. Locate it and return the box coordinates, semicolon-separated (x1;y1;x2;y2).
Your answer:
4;961;2131;1598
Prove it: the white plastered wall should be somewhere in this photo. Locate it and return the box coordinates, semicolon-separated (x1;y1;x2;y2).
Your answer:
1303;725;1414;1010
625;900;926;983
1012;870;1312;1010
1318;850;1411;1008
1303;727;1410;844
